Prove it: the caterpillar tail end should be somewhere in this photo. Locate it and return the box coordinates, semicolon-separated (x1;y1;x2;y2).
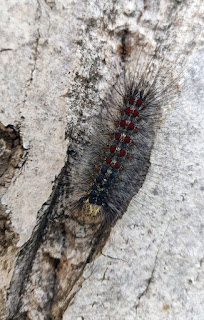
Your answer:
82;199;101;217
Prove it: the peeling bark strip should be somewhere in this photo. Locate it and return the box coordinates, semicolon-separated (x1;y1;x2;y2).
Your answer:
0;123;24;319
6;153;113;319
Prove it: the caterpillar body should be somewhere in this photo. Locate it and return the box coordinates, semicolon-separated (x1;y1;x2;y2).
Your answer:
72;48;178;223
81;89;150;218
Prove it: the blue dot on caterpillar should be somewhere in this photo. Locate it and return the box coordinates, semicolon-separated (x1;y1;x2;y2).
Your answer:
83;90;144;217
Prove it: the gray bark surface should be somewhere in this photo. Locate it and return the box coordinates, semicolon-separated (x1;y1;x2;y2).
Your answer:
0;0;203;319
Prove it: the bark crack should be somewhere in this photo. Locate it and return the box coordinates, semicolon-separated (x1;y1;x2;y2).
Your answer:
101;252;127;264
135;249;159;315
22;0;42;108
0;48;12;53
135;219;172;315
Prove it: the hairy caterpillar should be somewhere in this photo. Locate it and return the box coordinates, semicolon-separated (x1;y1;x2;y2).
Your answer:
70;38;186;224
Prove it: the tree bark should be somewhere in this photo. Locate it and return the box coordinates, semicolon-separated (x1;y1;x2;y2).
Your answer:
0;0;203;319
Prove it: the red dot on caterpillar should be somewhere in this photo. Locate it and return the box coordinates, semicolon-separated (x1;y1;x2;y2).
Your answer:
133;110;139;117
106;157;112;164
115;132;121;140
128;122;134;130
136;99;142;106
115;162;121;169
110;145;116;153
129;97;135;104
125;107;131;115
124;136;130;143
119;149;126;157
120;120;126;127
